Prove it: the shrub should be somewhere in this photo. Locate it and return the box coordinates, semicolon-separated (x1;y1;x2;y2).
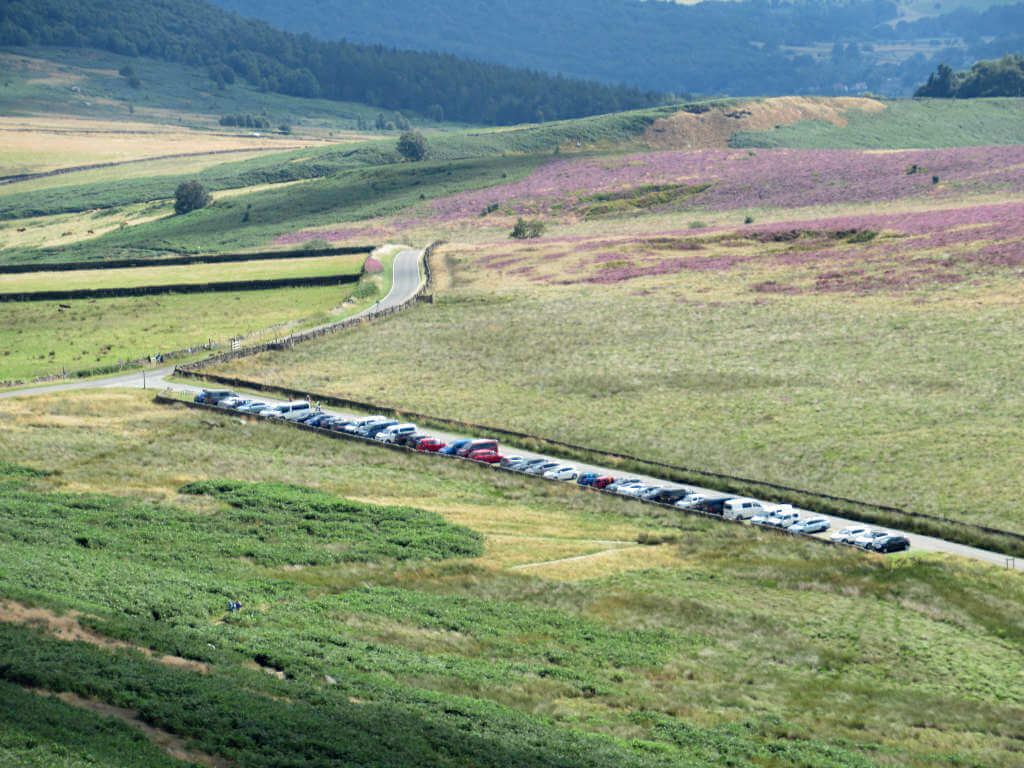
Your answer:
173;181;211;215
397;131;428;162
511;217;545;239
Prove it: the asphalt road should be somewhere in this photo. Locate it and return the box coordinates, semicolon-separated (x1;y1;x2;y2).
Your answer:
3;245;1021;572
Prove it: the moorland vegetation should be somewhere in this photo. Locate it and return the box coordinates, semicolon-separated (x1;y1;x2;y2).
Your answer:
0;394;1022;767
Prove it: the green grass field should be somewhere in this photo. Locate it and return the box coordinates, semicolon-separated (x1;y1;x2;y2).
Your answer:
0;392;1021;767
0;252;364;293
0;284;359;383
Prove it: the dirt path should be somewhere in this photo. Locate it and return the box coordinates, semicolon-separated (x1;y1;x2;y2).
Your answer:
0;599;209;673
509;545;642;570
29;687;232;768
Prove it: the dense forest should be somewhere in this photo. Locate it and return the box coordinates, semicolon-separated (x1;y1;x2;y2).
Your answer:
916;54;1024;97
0;0;662;125
208;0;1024;97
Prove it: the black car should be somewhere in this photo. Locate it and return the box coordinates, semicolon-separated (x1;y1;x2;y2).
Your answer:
395;432;429;447
870;535;910;553
648;488;695;505
694;497;732;516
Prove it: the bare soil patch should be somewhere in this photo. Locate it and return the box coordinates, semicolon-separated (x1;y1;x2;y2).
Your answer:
643;96;886;149
30;688;232;768
0;599;209;673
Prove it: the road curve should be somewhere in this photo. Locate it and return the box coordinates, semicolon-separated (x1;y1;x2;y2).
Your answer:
0;248;423;401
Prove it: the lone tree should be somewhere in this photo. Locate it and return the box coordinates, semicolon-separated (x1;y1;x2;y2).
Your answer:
396;130;428;162
174;180;212;215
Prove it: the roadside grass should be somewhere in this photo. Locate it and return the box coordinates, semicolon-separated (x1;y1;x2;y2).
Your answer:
731;97;1024;149
211;241;1024;536
0;284;361;383
0;392;1022;767
0;252;365;293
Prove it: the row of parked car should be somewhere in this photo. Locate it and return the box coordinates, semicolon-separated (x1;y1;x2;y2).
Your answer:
193;388;910;554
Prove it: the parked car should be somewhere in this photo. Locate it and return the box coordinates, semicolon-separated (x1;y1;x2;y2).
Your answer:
674;493;708;509
830;526;869;544
440;439;473;456
395;432;429;447
194;388;236;405
591;476;615;489
415;437;447;452
647;488;694;504
693;497;732;516
301;412;333;427
576;472;602;486
788;517;831;535
235;400;268;413
230;399;260;411
723;498;764;520
638;486;667;500
455;439;499;457
749;508;778;526
520;460;552;473
259;402;312;421
852;530;891;549
327;418;356;432
606;478;642;493
468;450;503;464
870;534;910;553
375;423;418;443
764;506;800;528
344;415;387;434
525;461;561;476
218;395;249;408
359;420;399;438
500;456;525;468
543;465;578;481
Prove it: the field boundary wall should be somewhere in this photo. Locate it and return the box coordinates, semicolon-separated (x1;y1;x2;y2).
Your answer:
153;392;846;549
0;245;375;274
173;364;1024;556
0;273;359;302
175;242;439;370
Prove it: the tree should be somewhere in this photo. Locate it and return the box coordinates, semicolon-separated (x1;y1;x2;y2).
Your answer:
510;217;545;239
396;131;428;162
174;181;212;215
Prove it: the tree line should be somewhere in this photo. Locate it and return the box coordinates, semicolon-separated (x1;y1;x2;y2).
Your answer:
916;55;1024;98
0;0;663;125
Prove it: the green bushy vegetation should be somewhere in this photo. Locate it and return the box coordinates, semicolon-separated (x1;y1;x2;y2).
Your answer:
0;680;187;768
1;398;1023;767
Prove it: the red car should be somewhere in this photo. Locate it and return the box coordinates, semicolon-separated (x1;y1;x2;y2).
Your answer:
416;437;446;452
592;476;615;489
467;450;503;464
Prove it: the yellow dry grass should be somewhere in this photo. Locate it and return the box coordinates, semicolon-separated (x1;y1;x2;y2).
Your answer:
643;96;887;149
0;115;314;175
513;543;682;581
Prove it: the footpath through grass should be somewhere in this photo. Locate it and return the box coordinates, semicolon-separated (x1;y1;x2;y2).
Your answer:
0;392;1022;767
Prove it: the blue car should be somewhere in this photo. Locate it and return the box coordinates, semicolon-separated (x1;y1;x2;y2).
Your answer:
577;472;601;486
440;439;473;455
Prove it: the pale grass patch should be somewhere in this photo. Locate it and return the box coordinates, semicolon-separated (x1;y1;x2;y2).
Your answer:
518;543;681;581
339;615;482;655
480;534;635;569
0;114;314;175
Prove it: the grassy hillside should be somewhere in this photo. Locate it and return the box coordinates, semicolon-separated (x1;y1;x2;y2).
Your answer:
732;97;1024;148
210;140;1024;538
0;392;1022;767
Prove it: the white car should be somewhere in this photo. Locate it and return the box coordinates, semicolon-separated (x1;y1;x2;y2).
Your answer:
789;517;831;534
674;493;707;509
375;423;417;443
750;509;778;526
344;415;388;433
620;483;654;497
852;530;891;549
830;526;869;544
543;465;579;481
765;508;800;528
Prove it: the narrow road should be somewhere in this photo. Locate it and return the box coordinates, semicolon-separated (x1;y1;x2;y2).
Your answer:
0;248;422;400
3;245;1021;573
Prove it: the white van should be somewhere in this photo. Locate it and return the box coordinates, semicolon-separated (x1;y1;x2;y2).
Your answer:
375;423;417;443
723;498;764;520
259;402;311;421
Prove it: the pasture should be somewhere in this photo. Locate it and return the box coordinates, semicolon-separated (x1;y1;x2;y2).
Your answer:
0;391;1021;767
212;142;1024;537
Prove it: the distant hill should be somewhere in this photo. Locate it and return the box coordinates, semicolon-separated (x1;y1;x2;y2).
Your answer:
207;0;1024;97
0;0;662;125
